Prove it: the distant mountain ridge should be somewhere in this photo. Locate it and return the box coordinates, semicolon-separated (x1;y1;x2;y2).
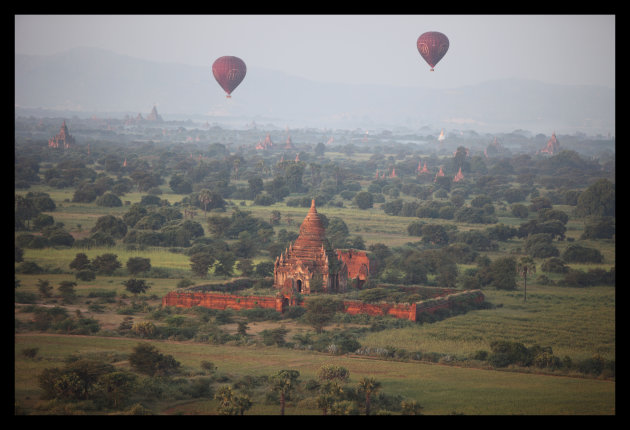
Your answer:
15;47;615;134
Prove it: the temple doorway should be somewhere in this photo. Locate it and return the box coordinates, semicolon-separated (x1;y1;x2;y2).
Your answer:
296;279;302;293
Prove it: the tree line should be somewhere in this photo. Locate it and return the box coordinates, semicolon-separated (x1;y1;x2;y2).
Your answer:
25;343;420;415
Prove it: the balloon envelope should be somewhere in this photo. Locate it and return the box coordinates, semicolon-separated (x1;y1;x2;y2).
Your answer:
212;56;247;97
416;32;449;71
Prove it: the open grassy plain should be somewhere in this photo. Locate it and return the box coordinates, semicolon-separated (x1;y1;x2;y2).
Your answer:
15;333;615;415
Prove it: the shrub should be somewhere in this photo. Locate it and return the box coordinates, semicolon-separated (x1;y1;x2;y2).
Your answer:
581;217;615;239
407;221;424;237
200;361;216;373
242;307;282;322
533;352;562;370
562;244;603;263
488;341;533;367
541;257;569;273
524;233;559;258
260;327;289;346
560;268;614;287
16;261;44;274
76;270;96;282
16;234;49;249
126;257;152;275
576;355;607;376
15;291;38;304
21;347;39;359
96;192;123;207
92;253;122;275
128;343;181;376
47;229;75;247
471;350;489;361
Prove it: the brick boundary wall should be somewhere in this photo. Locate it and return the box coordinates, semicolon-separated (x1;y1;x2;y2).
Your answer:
161;291;285;313
162;289;484;322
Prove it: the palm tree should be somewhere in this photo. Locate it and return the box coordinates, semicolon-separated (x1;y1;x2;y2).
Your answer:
215;385;241;415
315;365;348;415
358;377;381;416
232;156;242;180
316;393;335;415
517;256;536;303
401;400;424;415
270;369;300;415
234;393;252;415
198;189;212;216
37;279;53;298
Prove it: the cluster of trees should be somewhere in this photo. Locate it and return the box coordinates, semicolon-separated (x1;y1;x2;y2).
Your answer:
33;334;612;415
16;121;614;220
364;235;612;292
30;343;417;415
35;344;180;413
15;126;614;251
474;340;614;377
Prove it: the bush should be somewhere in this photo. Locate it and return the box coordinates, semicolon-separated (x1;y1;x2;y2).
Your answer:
16;261;44;274
21;347;39;359
16;234;49;249
200;361;216;373
126;257;152;275
284;306;306;319
524;233;559;258
15;291;38;304
260;327;289;346
576;355;607;376
533;352;562;370
92;253;122;275
76;270;96;281
488;341;534;367
407;221;424;237
254;193;275;206
242;307;282;322
562;244;603;263
560;268;615;287
53;317;101;335
129;343;181;376
581;217;614;239
541;257;569;273
96;192;123;207
38;359;116;402
471;350;489;361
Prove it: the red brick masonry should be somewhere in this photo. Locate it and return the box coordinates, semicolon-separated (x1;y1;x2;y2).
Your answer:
162;289;484;322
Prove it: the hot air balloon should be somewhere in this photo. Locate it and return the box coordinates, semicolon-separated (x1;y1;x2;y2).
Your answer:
212;56;247;98
416;32;449;71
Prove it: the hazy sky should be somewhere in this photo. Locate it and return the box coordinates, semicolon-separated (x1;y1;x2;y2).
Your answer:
15;14;615;89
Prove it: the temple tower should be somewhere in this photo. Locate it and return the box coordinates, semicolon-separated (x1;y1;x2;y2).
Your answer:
273;200;347;298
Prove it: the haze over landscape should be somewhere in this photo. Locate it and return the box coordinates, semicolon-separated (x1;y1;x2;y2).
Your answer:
15;15;615;136
14;15;617;415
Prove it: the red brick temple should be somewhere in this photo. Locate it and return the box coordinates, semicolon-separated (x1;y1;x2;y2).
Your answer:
161;200;484;321
537;132;560;155
274;199;349;296
48;120;75;149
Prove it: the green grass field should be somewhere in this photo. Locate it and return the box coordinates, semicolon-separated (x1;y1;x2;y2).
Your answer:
358;286;615;361
14;334;615;415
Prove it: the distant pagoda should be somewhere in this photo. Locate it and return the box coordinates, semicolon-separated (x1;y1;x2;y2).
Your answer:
146;105;163;122
434;166;445;182
537;132;560;155
48;120;75;149
453;167;464;182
